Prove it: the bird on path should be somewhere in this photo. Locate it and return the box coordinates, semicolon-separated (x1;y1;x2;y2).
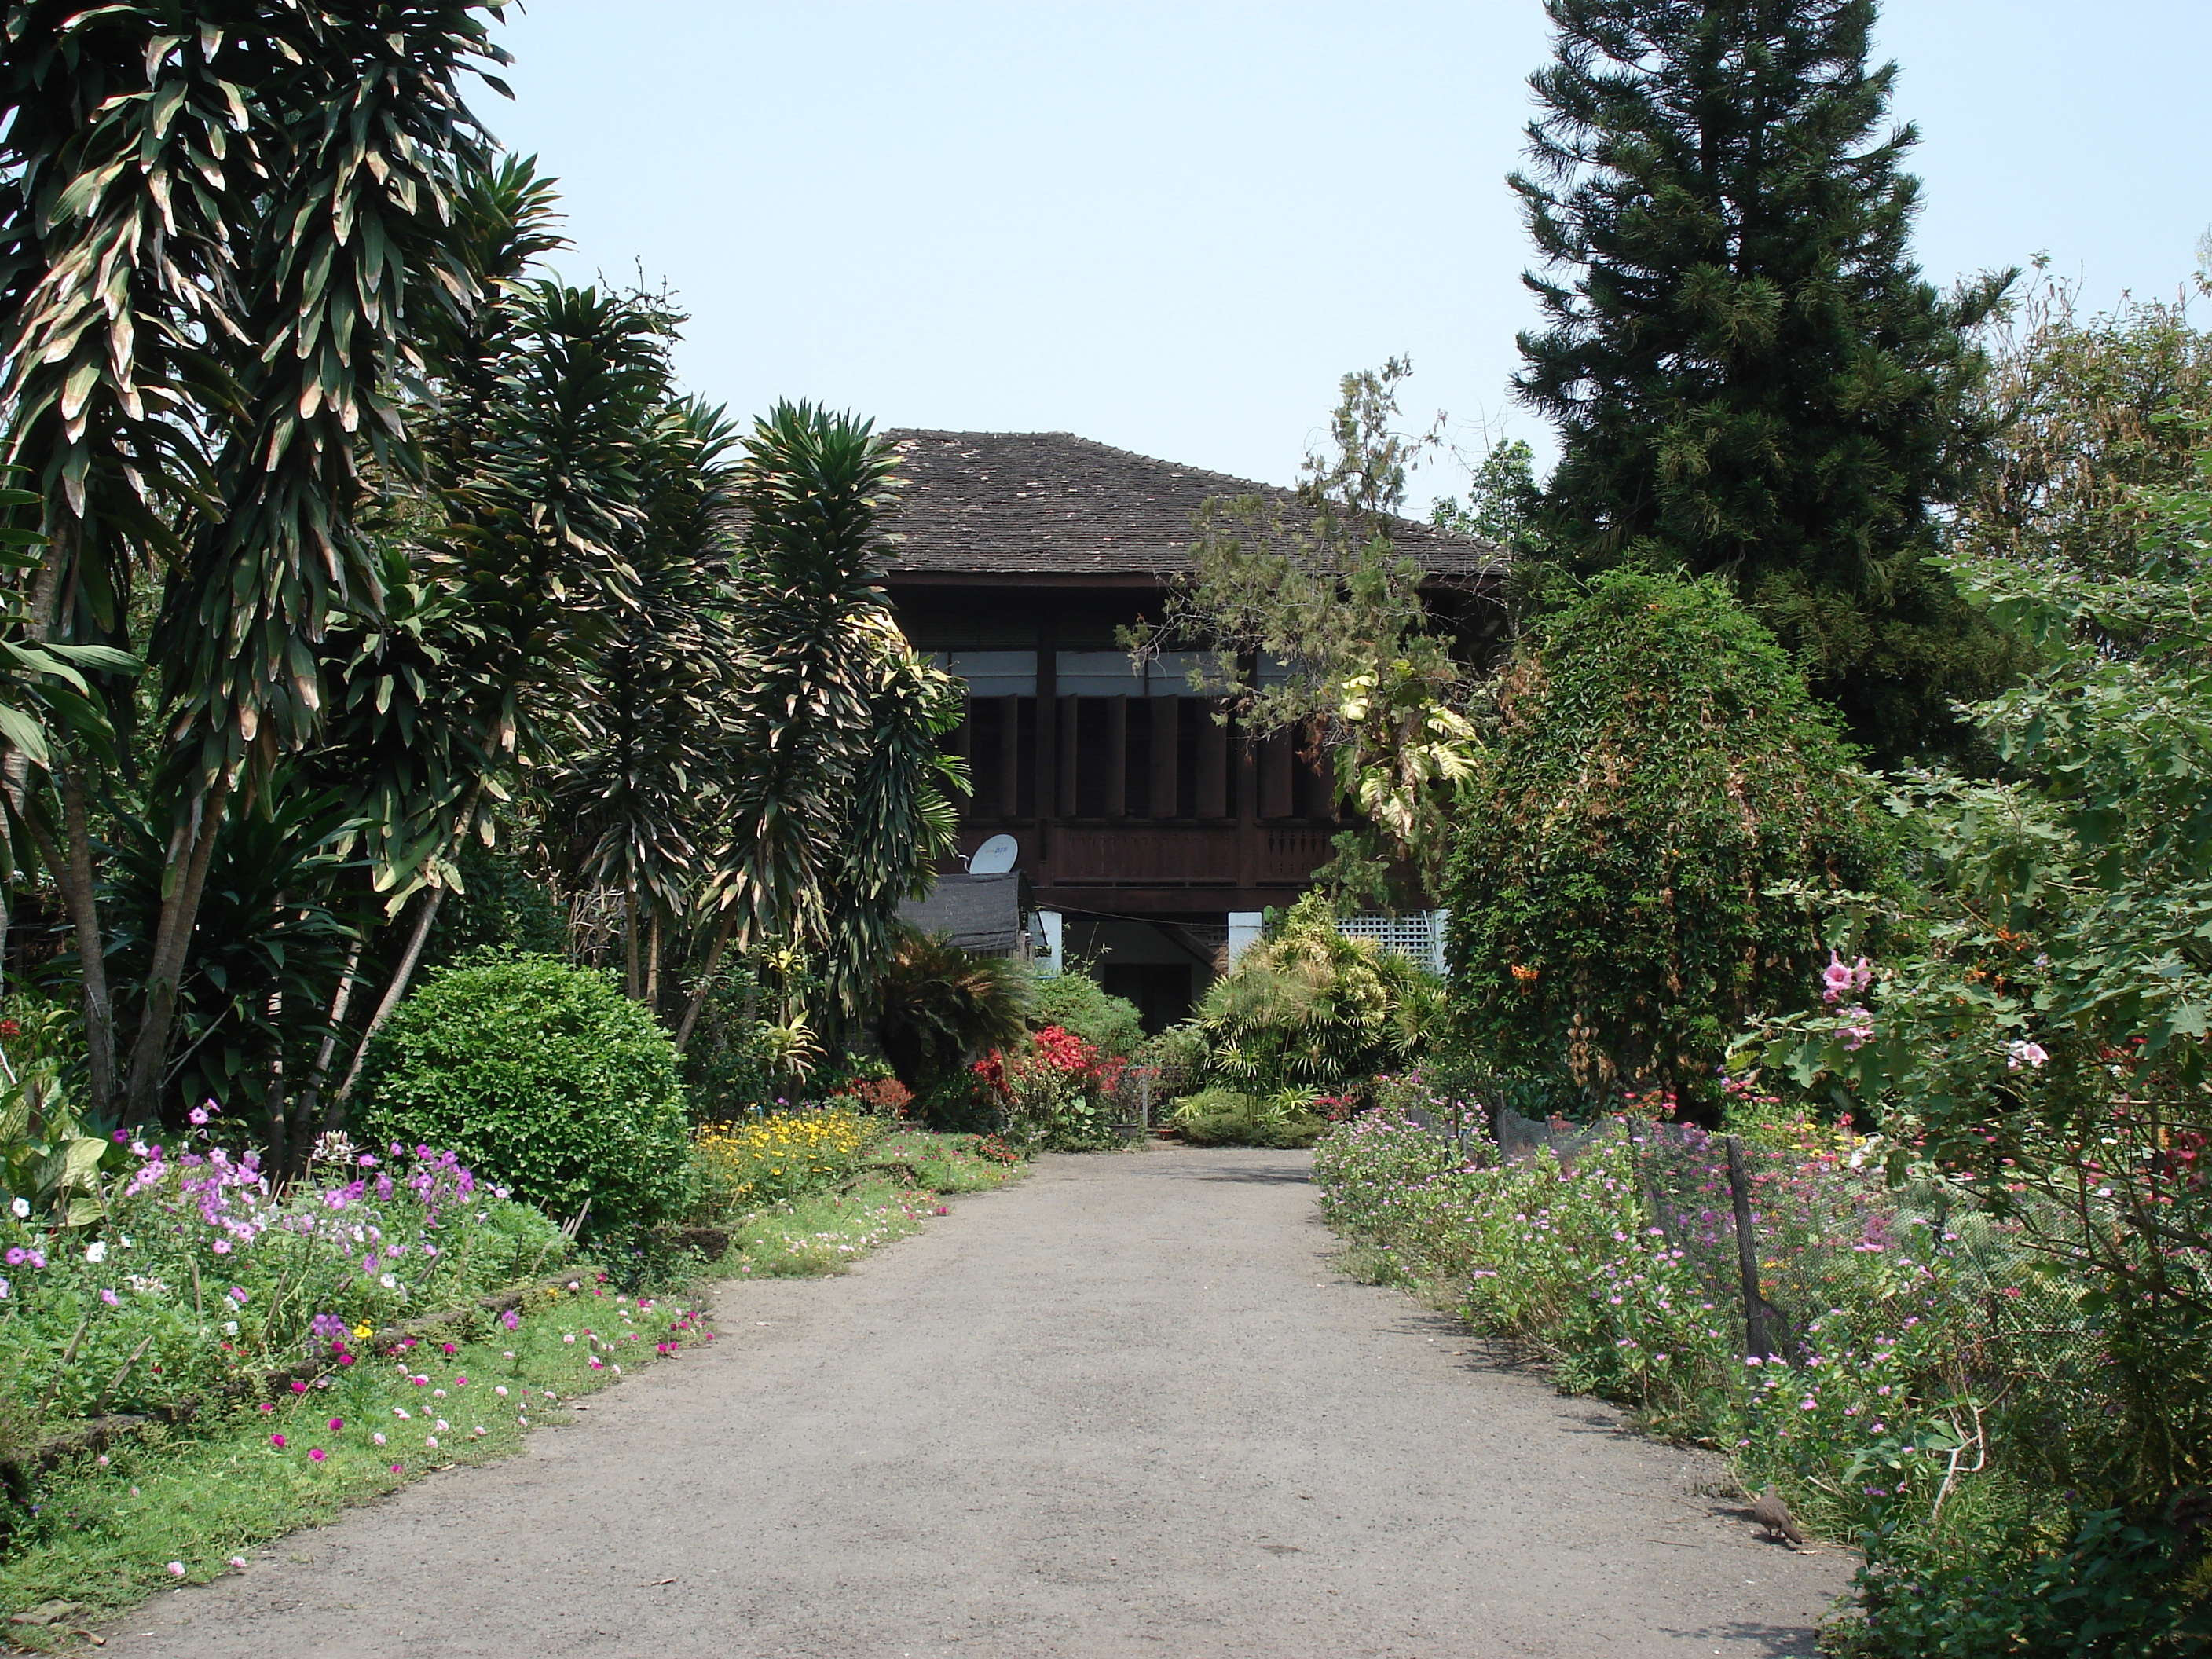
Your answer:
1751;1484;1804;1547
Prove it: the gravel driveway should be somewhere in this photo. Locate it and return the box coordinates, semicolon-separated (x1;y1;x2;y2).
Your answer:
102;1145;1850;1657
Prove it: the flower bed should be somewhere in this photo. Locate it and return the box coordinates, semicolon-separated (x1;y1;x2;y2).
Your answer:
0;1122;570;1448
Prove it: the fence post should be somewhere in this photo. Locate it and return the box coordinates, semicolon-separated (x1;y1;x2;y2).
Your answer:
1726;1134;1775;1361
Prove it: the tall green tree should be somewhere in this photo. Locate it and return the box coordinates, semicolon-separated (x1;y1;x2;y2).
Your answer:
1511;0;2012;761
1130;361;1480;907
0;2;507;1122
1957;264;2212;584
549;395;745;1005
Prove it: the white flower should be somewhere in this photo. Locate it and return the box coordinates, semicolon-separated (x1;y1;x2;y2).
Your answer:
84;1240;107;1264
379;1273;398;1289
9;1197;28;1218
223;1320;239;1335
0;1278;11;1299
2005;1039;2049;1071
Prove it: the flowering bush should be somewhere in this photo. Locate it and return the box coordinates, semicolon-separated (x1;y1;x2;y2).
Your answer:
690;1105;872;1215
973;1024;1125;1152
0;1120;566;1434
1443;569;1889;1114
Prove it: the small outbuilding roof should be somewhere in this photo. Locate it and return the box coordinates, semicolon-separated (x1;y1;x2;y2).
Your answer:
896;871;1029;958
878;430;1500;583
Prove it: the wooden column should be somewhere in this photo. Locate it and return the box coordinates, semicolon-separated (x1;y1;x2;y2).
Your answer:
1149;697;1179;819
1260;731;1295;820
1235;712;1258;891
995;694;1021;819
1058;695;1079;817
1105;695;1128;819
1035;617;1057;860
1196;700;1229;819
1304;724;1337;822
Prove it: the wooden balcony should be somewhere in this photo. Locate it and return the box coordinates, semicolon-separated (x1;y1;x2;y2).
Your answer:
945;694;1339;913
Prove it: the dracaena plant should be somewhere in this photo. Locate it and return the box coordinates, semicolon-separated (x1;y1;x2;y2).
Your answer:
0;2;510;1126
678;402;965;1049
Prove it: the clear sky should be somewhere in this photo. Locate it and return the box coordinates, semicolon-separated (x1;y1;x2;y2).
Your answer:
489;1;2212;509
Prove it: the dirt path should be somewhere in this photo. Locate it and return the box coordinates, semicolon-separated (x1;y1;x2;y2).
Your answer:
103;1146;1849;1658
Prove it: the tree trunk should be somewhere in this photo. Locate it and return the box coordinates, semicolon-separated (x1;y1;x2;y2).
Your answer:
331;884;445;1111
673;908;738;1053
263;989;290;1182
296;938;366;1133
328;778;484;1111
645;906;662;1011
623;883;641;1000
57;771;121;1119
123;773;232;1126
9;764;122;1119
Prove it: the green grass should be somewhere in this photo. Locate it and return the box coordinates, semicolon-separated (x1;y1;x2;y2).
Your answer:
0;1277;707;1646
714;1132;1024;1278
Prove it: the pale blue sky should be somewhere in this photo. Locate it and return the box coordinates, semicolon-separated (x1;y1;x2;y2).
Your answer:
490;2;2212;508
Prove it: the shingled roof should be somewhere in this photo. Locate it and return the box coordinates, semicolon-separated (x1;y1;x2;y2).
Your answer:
877;430;1500;581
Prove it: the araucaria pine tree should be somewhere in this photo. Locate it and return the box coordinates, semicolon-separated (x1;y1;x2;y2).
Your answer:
1511;0;2013;761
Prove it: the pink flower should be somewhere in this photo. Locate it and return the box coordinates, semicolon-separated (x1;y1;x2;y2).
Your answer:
291;1380;307;1394
167;1562;186;1577
269;1434;287;1448
389;1463;403;1474
328;1418;343;1431
373;1432;387;1446
308;1448;328;1463
501;1309;520;1331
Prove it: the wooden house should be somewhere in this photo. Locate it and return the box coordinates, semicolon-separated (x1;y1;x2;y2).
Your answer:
879;430;1501;1027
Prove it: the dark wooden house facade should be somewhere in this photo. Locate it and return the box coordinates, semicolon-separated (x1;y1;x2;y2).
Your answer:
879;430;1500;1024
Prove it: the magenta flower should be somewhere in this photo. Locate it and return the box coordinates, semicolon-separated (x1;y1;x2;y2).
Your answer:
269;1434;287;1448
501;1308;520;1331
308;1448;328;1463
328;1418;343;1432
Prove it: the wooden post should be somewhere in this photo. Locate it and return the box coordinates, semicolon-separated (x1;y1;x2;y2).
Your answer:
1726;1135;1785;1361
1196;699;1229;819
1260;731;1294;820
1058;696;1079;817
1150;696;1179;819
1106;694;1127;819
996;694;1021;820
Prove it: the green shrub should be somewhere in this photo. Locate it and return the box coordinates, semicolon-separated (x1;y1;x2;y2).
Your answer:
873;928;1028;1093
1169;1086;1327;1149
1190;891;1441;1098
425;844;567;965
914;1067;1002;1136
1445;569;1888;1114
1837;1508;2209;1659
360;951;690;1242
1026;969;1144;1057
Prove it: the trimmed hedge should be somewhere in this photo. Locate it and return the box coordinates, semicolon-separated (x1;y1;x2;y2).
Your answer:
360;951;690;1242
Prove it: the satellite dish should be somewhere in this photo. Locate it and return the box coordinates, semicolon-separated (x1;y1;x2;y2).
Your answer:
966;833;1019;875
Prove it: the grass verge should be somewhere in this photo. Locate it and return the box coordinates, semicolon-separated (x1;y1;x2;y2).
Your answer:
1;1277;706;1648
3;1127;1022;1646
